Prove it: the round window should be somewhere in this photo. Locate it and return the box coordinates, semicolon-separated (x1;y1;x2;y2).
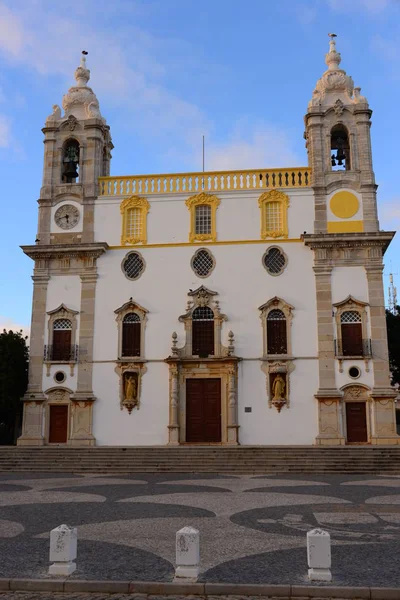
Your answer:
54;371;66;384
262;246;287;275
348;366;361;379
122;252;145;280
191;248;215;278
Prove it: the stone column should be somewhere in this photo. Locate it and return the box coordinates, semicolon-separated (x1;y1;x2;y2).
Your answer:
69;271;97;445
314;265;344;445
366;265;399;444
168;364;180;445
18;272;49;446
227;367;239;444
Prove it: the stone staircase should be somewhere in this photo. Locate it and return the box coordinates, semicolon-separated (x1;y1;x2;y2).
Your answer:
0;446;400;474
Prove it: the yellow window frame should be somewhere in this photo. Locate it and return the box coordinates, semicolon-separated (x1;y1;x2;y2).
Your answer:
258;189;289;239
120;195;150;245
185;192;220;243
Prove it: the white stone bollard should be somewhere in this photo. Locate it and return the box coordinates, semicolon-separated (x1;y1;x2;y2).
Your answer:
49;524;77;576
175;526;200;580
307;528;332;582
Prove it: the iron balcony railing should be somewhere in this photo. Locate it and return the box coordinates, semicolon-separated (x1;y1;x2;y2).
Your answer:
334;339;372;358
43;345;79;362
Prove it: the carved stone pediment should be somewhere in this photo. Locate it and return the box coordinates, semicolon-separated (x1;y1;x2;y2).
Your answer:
332;295;368;309
114;298;148;320
173;287;233;359
47;303;79;317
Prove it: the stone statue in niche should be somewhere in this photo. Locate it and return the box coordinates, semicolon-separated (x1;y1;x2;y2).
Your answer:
123;372;139;413
270;373;287;413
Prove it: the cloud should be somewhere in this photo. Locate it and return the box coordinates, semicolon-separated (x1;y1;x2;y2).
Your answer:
0;318;30;342
205;121;302;171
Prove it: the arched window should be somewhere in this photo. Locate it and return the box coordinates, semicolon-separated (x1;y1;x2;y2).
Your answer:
195;204;211;236
62;139;80;183
122;313;141;357
192;306;214;356
331;125;350;171
52;319;72;361
340;311;363;356
267;309;287;354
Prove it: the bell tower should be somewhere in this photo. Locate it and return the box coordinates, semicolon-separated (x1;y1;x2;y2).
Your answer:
304;34;379;233
38;51;113;244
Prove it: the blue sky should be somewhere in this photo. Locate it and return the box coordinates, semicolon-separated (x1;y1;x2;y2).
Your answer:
0;0;399;335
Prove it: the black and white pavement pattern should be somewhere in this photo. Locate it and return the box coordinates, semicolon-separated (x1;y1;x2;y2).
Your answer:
0;473;400;587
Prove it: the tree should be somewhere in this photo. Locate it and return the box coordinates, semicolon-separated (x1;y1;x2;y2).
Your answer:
0;329;29;444
386;307;400;387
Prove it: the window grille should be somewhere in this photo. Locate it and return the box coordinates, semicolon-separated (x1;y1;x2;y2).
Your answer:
53;319;72;330
122;252;145;280
267;309;287;354
341;311;361;323
126;207;142;238
122;312;141;357
263;247;286;275
192;306;214;356
192;249;214;277
195;204;211;235
265;201;282;233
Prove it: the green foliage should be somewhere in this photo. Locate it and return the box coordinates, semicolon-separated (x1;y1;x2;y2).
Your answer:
386;307;400;387
0;329;29;420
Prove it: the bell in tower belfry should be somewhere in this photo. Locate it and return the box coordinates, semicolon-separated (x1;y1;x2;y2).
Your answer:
304;34;379;233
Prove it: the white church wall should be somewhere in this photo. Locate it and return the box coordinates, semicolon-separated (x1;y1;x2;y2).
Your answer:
238;359;318;444
42;275;81;392
94;241;317;362
331;266;368;304
94;188;315;247
92;362;168;445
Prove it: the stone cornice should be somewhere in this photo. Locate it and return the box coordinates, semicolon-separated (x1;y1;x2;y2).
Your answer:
302;231;395;254
21;242;109;261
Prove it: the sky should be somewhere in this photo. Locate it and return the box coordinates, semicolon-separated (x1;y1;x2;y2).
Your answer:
0;0;399;338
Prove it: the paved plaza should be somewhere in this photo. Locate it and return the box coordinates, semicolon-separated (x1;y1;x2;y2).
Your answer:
0;473;399;588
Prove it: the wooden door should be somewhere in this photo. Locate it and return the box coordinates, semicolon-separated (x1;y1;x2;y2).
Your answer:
186;379;221;443
346;402;368;443
49;405;68;443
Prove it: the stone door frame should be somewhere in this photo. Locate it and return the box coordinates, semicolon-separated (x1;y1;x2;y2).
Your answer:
166;358;240;445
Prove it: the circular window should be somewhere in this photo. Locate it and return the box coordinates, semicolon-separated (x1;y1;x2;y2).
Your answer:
54;371;66;384
122;252;145;280
262;246;287;275
191;248;215;278
349;366;361;379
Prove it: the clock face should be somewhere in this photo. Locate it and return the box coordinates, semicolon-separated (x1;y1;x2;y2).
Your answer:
54;204;80;230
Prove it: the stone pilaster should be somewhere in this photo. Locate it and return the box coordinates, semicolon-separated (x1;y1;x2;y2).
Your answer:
366;266;391;391
70;271;98;445
17;272;49;446
168;364;180;445
227;367;239;444
366;265;399;444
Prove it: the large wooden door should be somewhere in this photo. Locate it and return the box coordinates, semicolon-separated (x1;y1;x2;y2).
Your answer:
346;402;368;443
186;379;221;443
49;405;68;443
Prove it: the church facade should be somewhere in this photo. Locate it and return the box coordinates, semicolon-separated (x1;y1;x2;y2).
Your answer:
18;37;399;447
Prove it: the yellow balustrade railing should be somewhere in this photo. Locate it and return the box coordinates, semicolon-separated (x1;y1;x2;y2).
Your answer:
98;167;311;197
